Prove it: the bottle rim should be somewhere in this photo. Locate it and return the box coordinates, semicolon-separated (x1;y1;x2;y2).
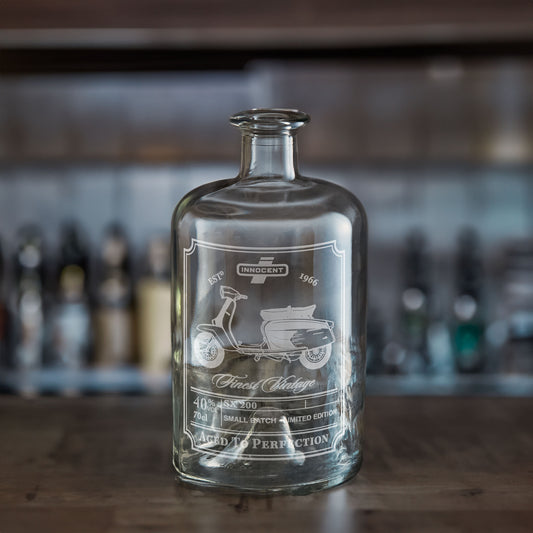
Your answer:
230;108;310;133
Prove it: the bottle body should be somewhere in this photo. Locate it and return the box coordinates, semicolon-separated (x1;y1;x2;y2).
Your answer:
172;178;366;492
171;109;367;493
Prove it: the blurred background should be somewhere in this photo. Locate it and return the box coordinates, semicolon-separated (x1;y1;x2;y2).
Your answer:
1;0;533;396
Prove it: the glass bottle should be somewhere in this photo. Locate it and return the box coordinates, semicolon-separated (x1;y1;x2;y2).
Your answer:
171;109;367;493
136;236;171;375
0;238;8;369
93;224;134;367
13;226;46;396
452;229;485;373
398;229;431;373
49;223;91;392
501;240;533;373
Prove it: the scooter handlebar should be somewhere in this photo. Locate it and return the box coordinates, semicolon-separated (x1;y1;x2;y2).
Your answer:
220;285;248;301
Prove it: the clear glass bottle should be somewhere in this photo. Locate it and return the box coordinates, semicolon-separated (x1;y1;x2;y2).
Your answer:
452;229;485;373
0;238;8;369
93;224;134;367
136;236;171;375
49;222;91;394
171;109;367;493
398;229;431;374
13;226;46;396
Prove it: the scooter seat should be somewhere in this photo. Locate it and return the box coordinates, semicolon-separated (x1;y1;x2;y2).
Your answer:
260;304;316;321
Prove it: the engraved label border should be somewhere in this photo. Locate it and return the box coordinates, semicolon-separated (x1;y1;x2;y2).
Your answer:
183;239;346;461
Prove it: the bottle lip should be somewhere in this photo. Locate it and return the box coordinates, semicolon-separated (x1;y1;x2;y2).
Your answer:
230;108;310;133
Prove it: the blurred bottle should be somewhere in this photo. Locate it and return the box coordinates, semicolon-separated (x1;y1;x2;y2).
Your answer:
500;241;533;373
452;229;485;373
426;296;454;376
0;239;8;368
397;230;431;373
365;307;386;375
49;223;91;376
13;226;46;394
93;224;134;367
136;236;171;375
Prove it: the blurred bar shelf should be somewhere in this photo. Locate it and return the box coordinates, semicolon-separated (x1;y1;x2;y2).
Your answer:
0;368;170;396
2;0;533;50
3;1;533;75
367;374;533;397
2;370;533;396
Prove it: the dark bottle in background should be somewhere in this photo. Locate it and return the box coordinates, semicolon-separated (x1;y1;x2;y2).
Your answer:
13;226;46;394
93;224;134;367
49;222;91;374
0;239;9;369
501;241;533;373
365;307;386;375
398;229;431;373
452;229;485;373
136;236;171;375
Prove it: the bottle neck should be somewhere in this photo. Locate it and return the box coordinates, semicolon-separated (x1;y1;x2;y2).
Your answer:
239;133;298;181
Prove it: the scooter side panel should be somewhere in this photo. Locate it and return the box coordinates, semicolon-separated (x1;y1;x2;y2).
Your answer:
263;319;334;351
290;327;335;349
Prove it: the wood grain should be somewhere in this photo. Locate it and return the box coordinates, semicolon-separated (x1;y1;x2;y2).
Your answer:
1;0;533;29
1;0;533;49
0;396;532;532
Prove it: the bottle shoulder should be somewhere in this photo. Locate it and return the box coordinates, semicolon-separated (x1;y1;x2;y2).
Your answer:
172;175;366;226
172;177;237;225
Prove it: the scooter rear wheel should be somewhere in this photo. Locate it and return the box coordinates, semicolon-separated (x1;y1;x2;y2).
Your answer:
300;343;332;370
193;332;225;368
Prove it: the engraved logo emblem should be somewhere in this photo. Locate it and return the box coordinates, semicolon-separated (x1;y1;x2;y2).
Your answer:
236;257;289;284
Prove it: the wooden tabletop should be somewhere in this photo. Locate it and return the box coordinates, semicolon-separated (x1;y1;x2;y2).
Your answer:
0;396;532;532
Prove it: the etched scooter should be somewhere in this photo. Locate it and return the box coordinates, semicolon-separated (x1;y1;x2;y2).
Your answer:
192;285;335;370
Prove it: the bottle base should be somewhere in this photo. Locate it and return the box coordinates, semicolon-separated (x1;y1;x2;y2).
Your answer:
173;454;362;495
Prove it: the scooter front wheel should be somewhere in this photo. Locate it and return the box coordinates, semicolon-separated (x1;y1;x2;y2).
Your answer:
193;332;225;368
300;343;332;370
